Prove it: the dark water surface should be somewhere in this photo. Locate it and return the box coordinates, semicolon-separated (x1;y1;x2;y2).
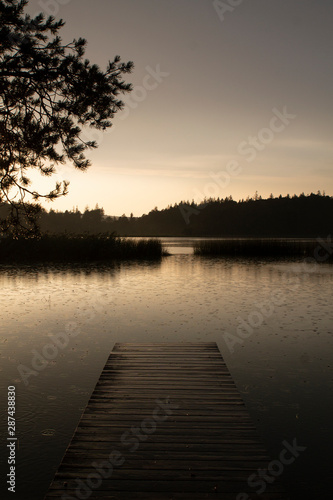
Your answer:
0;238;332;499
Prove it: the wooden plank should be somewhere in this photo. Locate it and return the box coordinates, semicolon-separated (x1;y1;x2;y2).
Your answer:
62;451;272;461
46;492;285;499
58;459;273;470
66;442;269;451
46;478;286;495
44;343;289;499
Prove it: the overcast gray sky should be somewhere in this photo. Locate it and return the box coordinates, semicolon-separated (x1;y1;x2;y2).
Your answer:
27;0;333;215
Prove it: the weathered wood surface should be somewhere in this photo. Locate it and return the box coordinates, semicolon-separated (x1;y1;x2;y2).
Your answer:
44;342;289;499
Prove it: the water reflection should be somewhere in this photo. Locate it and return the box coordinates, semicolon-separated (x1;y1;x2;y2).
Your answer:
0;247;332;499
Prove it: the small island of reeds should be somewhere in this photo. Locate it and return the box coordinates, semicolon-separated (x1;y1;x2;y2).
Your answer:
0;234;165;264
193;238;332;262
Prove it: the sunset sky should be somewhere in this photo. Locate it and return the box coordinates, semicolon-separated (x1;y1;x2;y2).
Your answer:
27;0;333;216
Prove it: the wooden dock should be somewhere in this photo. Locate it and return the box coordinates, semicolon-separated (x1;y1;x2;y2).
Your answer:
45;342;289;499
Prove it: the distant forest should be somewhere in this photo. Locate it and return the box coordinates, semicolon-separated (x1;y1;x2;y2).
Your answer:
1;192;332;237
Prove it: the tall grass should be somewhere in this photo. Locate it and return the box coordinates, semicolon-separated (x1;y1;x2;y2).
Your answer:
194;238;332;261
0;234;165;263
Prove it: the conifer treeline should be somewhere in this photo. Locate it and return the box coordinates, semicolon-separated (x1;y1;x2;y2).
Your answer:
2;192;331;237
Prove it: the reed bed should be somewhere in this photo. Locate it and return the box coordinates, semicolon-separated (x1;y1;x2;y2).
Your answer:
0;234;165;263
193;238;332;261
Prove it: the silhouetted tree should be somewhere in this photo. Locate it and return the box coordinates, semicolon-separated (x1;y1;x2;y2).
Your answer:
0;0;133;235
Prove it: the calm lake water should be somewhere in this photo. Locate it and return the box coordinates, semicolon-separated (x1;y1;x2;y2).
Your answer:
0;237;332;499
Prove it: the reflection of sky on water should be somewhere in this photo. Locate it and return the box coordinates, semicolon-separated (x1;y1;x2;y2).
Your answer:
0;249;332;499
